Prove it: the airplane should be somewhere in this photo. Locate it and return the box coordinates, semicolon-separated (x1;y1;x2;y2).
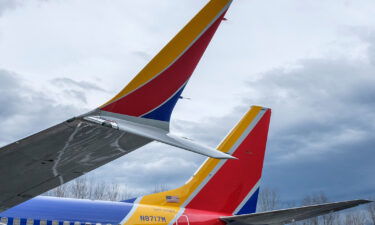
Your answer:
0;0;371;225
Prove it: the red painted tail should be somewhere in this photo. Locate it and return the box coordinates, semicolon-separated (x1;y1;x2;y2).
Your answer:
138;106;271;216
184;106;271;215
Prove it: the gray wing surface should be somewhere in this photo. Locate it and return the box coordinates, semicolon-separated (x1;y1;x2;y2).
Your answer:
221;200;371;225
0;117;151;212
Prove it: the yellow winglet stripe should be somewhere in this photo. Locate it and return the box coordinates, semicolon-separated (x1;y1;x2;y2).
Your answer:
103;0;232;107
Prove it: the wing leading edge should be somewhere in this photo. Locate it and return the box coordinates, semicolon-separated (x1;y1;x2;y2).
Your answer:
220;200;372;225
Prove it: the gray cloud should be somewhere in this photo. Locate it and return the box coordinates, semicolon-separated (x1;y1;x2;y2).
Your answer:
0;0;19;16
0;70;85;146
62;89;87;103
0;0;53;16
89;143;203;195
95;30;375;200
0;70;203;196
50;77;110;104
169;33;375;202
132;51;152;62
2;33;374;204
51;77;106;92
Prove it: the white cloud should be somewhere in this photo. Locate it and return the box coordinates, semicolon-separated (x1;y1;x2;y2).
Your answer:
0;70;87;145
0;0;19;16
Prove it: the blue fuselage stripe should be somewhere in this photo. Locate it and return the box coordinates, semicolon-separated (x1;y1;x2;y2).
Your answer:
0;197;135;225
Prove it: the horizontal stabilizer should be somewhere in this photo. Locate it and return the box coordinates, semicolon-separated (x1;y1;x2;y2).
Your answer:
84;116;236;159
221;200;371;225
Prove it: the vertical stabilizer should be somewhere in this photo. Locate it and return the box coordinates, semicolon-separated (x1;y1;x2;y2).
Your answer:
124;106;271;224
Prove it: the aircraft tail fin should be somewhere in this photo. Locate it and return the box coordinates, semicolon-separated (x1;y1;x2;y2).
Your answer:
99;0;233;126
126;106;271;220
180;106;271;215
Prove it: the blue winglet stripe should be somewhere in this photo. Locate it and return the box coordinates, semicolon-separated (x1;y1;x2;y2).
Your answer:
142;85;186;122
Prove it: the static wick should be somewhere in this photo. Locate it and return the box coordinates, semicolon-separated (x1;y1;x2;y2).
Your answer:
179;96;192;100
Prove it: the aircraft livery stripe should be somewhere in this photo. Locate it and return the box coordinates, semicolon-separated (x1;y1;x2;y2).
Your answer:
118;109;262;225
118;197;142;225
177;108;266;211
168;109;267;223
233;180;261;214
100;9;228;121
135;107;264;208
184;109;270;213
0;196;135;224
176;107;265;209
118;107;266;225
101;0;232;108
235;187;260;215
140;83;187;122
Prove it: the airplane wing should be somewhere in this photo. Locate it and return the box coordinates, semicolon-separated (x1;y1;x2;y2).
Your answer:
0;0;234;212
0;118;151;212
0;113;233;212
220;200;372;225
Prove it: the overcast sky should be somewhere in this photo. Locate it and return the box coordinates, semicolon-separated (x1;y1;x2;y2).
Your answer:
0;0;375;203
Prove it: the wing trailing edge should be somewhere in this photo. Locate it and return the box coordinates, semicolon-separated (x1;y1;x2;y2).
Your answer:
220;200;372;225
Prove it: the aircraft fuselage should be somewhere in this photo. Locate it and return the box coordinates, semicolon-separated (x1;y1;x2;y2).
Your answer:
0;196;226;225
